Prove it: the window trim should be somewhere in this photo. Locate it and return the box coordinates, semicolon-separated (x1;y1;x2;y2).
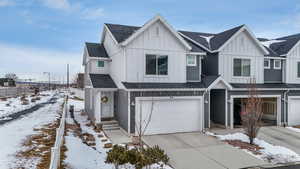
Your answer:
187;55;197;66
233;58;251;77
273;59;281;70
145;54;168;76
97;60;105;68
297;62;300;78
264;59;270;69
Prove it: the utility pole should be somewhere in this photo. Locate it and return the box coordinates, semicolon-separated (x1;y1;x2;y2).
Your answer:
43;72;50;90
67;64;69;89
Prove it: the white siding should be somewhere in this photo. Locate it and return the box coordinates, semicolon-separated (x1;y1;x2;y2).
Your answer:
103;29;125;87
88;60;109;74
125;20;187;83
286;43;300;83
219;30;265;83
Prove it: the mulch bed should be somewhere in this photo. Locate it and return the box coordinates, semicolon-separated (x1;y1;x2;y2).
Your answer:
223;140;263;155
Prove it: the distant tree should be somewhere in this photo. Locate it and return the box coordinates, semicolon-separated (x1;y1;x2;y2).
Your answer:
240;78;263;145
5;73;18;81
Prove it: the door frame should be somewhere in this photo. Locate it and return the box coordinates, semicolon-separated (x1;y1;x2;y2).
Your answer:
230;95;282;129
135;96;204;135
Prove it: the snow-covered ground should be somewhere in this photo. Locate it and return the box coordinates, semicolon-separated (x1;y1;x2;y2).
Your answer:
0;94;64;169
206;132;300;164
286;126;300;133
0;91;55;120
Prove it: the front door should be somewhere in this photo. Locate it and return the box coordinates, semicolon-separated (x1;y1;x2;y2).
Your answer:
101;91;113;118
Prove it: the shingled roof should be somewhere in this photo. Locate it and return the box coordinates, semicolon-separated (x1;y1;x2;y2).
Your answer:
85;42;109;58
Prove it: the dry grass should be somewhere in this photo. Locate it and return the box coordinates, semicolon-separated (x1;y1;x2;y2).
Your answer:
294;125;300;129
14;118;61;169
224;140;262;155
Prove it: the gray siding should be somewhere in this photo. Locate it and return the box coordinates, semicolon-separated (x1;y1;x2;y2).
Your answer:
187;56;200;81
115;90;129;132
264;59;282;83
210;89;226;125
130;91;205;133
204;92;209;128
202;52;219;76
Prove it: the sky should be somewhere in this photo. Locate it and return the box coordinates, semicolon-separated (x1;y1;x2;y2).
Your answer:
0;0;300;82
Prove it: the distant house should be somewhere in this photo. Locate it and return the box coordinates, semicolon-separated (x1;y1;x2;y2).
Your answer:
0;78;16;87
76;73;84;89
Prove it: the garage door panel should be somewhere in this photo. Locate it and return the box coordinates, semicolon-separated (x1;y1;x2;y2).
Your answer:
136;98;202;135
289;99;300;126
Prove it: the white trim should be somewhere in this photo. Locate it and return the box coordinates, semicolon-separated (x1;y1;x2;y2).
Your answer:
89;57;112;61
264;56;286;60
127;91;131;134
264;59;271;69
225;89;228;128
286;40;300;56
208;91;211;128
125;88;206;92
217;26;269;55
102;24;119;45
187;55;197;66
273;59;282;70
231;88;300;91
94;88;118;91
207;76;233;90
121;15;191;50
188;52;207;55
230;95;282;129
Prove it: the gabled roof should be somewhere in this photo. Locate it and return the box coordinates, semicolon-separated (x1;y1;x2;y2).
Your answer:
85;42;109;58
89;74;117;88
105;15;192;50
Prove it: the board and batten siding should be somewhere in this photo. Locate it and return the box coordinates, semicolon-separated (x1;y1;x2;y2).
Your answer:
125;20;188;83
286;43;300;83
88;59;109;74
218;30;265;83
103;29;125;87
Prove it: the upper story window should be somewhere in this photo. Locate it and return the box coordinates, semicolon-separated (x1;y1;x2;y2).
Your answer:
97;61;105;67
233;58;251;77
297;62;300;78
146;54;168;75
273;59;281;69
264;59;270;69
187;55;197;66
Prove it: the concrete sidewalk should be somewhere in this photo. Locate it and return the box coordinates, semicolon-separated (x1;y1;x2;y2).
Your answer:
143;132;267;169
104;129;131;144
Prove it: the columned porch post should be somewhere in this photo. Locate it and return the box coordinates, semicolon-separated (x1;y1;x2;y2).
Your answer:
95;90;102;124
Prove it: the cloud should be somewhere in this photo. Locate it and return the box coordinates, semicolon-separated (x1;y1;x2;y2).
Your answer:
0;42;82;82
80;7;104;20
40;0;71;11
0;0;14;7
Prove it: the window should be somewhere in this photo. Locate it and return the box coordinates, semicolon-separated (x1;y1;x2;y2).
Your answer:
187;55;197;66
264;59;270;69
233;58;251;77
146;54;168;75
273;60;281;69
97;61;104;67
298;62;300;78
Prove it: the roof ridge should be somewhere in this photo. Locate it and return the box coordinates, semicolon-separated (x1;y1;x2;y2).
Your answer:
104;23;141;28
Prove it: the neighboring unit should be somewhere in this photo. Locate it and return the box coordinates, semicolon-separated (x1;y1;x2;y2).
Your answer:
82;15;300;135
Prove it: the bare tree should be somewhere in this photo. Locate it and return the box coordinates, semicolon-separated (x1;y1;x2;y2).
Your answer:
240;78;263;145
5;73;18;81
135;97;155;149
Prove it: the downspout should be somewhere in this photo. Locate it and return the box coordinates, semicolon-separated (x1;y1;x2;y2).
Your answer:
283;89;290;127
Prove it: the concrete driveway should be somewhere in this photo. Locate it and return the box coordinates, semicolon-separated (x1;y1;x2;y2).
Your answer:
143;132;267;169
258;126;300;154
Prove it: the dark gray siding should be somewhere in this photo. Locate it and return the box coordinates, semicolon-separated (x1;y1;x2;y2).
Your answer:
264;59;282;83
115;90;129;132
202;52;219;76
187;56;200;81
210;89;226;125
204;92;209;128
129;91;205;133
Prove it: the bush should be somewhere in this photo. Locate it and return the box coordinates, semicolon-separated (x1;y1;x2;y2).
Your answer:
105;145;169;169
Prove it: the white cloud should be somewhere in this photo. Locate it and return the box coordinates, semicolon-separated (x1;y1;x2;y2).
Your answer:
40;0;71;11
0;42;83;82
80;7;104;20
0;0;14;7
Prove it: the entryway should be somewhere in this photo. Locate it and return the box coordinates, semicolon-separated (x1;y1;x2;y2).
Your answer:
210;89;227;128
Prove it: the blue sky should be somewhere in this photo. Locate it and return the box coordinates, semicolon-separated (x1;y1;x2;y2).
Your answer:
0;0;300;82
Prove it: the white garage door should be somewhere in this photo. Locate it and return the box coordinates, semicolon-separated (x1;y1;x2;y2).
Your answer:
135;97;203;135
288;98;300;126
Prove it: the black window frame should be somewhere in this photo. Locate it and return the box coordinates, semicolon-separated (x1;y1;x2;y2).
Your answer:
233;58;251;77
145;54;168;76
297;62;300;78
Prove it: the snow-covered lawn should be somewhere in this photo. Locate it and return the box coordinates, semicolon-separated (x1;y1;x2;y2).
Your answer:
286;126;300;133
0;91;55;120
0;94;64;169
206;132;300;164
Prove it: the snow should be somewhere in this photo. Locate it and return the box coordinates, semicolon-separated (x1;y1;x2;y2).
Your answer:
207;132;300;164
286;126;300;133
68;98;84;111
199;35;214;44
261;39;286;48
0;93;64;169
0;91;55;120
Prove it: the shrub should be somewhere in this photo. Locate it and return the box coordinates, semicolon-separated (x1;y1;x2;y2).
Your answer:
105;145;127;169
